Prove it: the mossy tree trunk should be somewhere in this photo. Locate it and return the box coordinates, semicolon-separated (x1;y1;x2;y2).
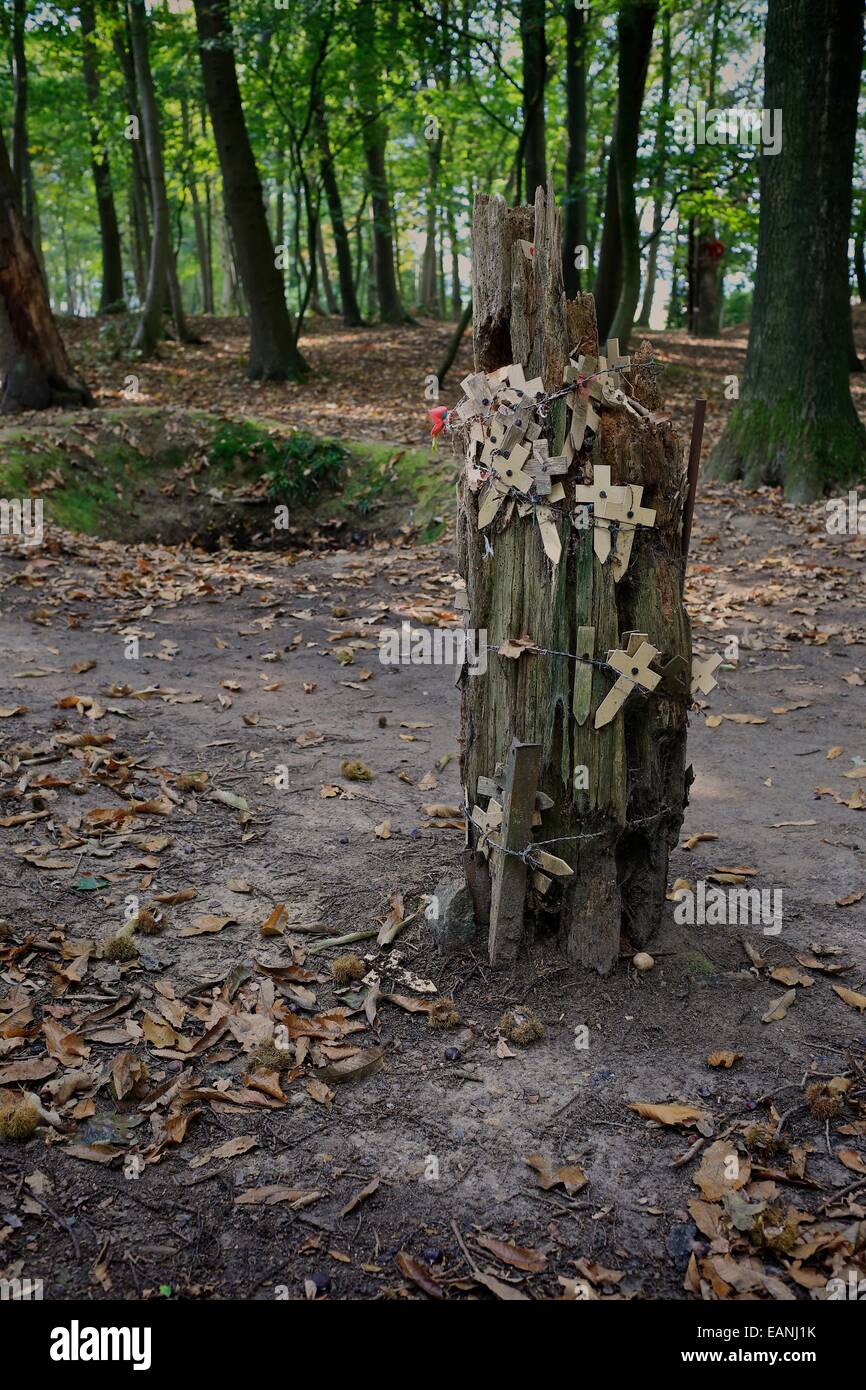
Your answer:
459;187;690;973
708;0;866;501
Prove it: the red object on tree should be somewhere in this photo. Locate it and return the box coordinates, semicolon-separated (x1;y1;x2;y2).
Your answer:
428;405;449;437
706;239;725;261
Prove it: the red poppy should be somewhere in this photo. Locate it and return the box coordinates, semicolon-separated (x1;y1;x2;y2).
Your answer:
428;406;449;437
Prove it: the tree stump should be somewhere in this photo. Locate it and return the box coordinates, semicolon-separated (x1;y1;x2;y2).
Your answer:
456;186;692;973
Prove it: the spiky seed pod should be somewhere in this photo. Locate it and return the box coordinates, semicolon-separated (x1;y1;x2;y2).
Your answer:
331;954;365;985
499;1007;545;1046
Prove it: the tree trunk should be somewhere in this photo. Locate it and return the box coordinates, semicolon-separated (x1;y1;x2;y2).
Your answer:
458;187;690;971
316;221;338;315
114;24;151;301
314;97;363;326
11;0;45;279
420;128;444;314
690;1;724;338
854;201;866;301
609;0;658;347
520;0;547;201
447;200;461;317
636;8;671;328
562;0;588;297
354;0;404;323
193;0;306;378
709;0;866;499
128;0;173;354
593;142;621;344
0;124;93;413
81;0;125;313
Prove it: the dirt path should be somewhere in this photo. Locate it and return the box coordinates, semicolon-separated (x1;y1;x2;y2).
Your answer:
1;473;866;1300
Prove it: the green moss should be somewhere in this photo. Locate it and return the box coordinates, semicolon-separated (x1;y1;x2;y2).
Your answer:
709;395;866;501
0;410;456;541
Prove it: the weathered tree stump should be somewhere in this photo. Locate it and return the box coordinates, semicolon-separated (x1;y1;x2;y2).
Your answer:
456;186;691;972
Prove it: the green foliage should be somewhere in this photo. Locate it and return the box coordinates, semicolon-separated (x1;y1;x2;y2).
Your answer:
209;422;345;506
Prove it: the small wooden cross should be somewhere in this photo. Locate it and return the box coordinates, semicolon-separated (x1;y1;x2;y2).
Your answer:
594;633;661;728
691;652;723;697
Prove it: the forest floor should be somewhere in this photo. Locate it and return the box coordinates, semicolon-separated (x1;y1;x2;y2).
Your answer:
1;314;865;1302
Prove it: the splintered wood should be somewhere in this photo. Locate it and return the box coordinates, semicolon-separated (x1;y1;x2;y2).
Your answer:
458;185;693;973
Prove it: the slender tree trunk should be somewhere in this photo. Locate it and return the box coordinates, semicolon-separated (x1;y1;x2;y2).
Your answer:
520;0;547;200
0;125;92;412
447;200;461;317
316;222;338;314
81;0;125;313
193;0;306;377
420;128;443;314
313;96;363;326
636;8;671;328
691;0;724;337
593;141;621;343
128;0;172;354
609;0;658;347
562;0;588;297
709;0;866;499
115;26;152;301
354;0;405;323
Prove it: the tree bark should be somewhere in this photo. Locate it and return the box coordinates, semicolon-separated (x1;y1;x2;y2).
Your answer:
562;0;588;297
81;0;125;313
353;0;405;323
0;124;92;412
520;0;547;201
609;0;658;347
709;0;866;499
459;187;690;971
193;0;306;378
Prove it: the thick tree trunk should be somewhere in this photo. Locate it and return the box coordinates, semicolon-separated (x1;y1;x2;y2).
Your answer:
709;0;866;499
691;227;723;335
520;0;547;200
562;0;588;297
636;9;671;328
0;125;92;412
609;0;658;347
193;0;306;378
11;0;46;281
458;188;690;971
82;0;125;313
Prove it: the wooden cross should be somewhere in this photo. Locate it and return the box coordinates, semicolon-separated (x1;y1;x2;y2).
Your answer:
691;652;723;697
594;632;661;729
609;483;657;581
